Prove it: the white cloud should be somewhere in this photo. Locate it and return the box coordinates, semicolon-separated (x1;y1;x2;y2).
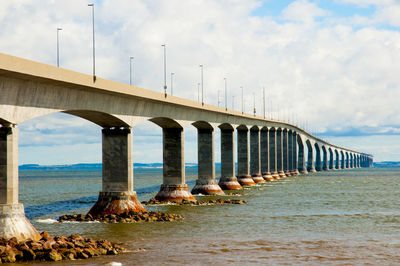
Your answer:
1;0;400;162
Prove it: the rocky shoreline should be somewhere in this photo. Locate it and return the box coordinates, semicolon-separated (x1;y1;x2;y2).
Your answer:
58;211;183;223
0;232;124;263
142;198;247;205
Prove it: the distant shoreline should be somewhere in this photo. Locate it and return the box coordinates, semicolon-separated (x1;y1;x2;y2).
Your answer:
18;162;395;170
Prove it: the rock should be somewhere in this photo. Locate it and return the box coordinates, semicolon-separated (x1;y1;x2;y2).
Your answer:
47;250;62;261
0;247;16;263
20;246;36;261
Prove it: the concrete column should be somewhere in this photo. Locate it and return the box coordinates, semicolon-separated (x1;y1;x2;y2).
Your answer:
288;131;293;175
192;128;224;195
293;133;299;175
329;150;335;170
346;154;350;168
307;144;316;172
283;130;291;176
341;153;345;169
250;128;265;183
298;143;307;174
237;128;256;186
218;128;242;190
315;146;322;171
322;148;328;171
155;128;196;202
0;125;40;241
89;127;145;217
335;152;340;169
261;129;273;181
269;129;279;179
277;129;286;178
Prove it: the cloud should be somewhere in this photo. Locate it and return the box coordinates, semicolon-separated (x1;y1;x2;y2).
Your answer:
1;0;400;163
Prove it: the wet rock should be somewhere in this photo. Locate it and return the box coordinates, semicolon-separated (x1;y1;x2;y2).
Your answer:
0;233;125;263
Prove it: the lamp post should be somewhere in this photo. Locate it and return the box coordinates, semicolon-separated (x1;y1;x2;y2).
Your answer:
253;92;256;116
129;56;134;85
162;44;167;96
224;77;227;110
263;87;265;119
197;82;200;102
241;86;244;114
56;28;62;67
232;95;235;110
170;72;174;95
199;65;204;105
88;3;95;80
217;90;221;107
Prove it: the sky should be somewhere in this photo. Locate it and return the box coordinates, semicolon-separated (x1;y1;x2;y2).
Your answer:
1;0;400;164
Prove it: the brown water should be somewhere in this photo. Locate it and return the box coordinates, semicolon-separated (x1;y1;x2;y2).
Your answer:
18;167;400;265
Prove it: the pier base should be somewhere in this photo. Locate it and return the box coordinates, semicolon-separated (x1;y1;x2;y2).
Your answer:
237;175;256;186
278;171;286;178
272;172;280;179
88;191;146;217
218;177;242;190
262;172;274;181
191;179;225;195
155;184;196;203
0;204;40;241
252;174;266;183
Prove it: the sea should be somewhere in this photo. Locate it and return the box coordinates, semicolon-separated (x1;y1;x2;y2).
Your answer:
17;166;400;265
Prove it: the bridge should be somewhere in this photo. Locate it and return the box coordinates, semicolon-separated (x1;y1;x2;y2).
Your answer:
0;52;373;240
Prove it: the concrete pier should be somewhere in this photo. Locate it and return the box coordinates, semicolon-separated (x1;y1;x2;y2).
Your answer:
261;128;273;181
269;128;280;179
292;132;300;175
88;127;145;217
283;130;291;176
0;126;40;241
155;128;196;202
191;127;224;195
329;149;335;170
277;129;286;178
307;142;316;172
218;127;242;190
322;147;329;171
237;128;256;186
298;141;307;174
250;127;265;183
315;144;322;171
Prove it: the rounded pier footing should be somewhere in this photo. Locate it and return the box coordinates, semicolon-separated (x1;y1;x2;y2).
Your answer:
300;169;308;174
218;177;243;190
278;171;286;178
252;174;266;183
308;168;317;173
285;171;292;177
88;191;146;217
272;172;280;179
191;179;225;195
262;172;274;181
237;175;256;186
155;184;197;203
0;204;40;241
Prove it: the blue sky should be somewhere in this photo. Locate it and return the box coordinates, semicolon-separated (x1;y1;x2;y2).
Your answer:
1;0;400;164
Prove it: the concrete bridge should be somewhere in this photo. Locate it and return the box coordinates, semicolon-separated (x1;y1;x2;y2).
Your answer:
0;53;373;240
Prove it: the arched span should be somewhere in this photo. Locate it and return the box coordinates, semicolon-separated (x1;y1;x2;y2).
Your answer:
219;123;234;131
296;134;306;173
305;139;314;172
345;152;349;168
149;117;183;129
0;117;11;126
63;110;129;128
237;124;249;131
192;121;213;130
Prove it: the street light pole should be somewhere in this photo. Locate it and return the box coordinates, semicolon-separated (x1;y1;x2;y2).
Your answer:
199;65;204;105
88;3;95;81
224;77;227;110
217;90;220;107
56;28;62;67
241;86;244;114
232;95;235;110
263;87;265;119
162;44;167;96
130;56;134;85
171;72;174;96
197;82;200;102
253;93;256;116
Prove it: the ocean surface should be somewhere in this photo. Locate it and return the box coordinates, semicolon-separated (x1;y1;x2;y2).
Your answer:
17;167;400;265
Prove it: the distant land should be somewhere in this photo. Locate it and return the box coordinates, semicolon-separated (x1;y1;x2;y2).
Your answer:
18;162;395;170
19;163;200;170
